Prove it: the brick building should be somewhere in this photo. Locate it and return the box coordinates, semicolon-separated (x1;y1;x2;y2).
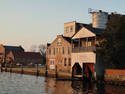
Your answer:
0;44;24;64
47;10;108;80
6;51;43;66
46;35;72;72
46;21;89;72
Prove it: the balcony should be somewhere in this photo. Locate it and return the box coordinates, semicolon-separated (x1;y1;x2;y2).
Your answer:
72;46;96;53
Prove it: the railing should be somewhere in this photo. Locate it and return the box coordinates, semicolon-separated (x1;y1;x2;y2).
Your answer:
72;46;96;53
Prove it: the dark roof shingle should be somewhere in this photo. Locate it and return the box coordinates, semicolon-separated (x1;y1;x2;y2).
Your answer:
3;45;24;51
13;51;42;59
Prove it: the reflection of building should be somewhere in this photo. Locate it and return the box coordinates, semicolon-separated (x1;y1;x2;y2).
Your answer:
47;10;108;79
6;51;43;66
45;78;96;94
45;78;73;94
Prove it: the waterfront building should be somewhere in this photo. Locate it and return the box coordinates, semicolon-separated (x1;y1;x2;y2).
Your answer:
46;35;72;72
6;51;43;66
0;44;24;64
46;10;108;80
71;25;104;79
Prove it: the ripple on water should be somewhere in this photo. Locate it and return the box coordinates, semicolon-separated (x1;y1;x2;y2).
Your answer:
0;72;125;94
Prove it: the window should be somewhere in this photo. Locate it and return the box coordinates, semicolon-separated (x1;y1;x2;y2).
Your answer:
62;47;64;55
88;41;92;47
53;48;55;55
56;48;58;53
66;27;69;32
58;60;62;63
68;58;71;66
49;48;51;55
64;58;67;66
70;26;73;32
59;48;61;53
68;47;70;55
50;60;54;65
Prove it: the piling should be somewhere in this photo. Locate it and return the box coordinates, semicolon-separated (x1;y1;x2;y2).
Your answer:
45;65;48;77
36;64;39;76
10;64;12;73
55;65;58;78
21;65;24;74
5;64;7;72
1;62;3;72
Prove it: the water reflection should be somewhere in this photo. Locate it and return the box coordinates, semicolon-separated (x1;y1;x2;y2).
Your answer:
0;72;125;94
45;78;97;94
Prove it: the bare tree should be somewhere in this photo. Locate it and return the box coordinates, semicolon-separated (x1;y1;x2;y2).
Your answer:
38;44;46;65
30;45;37;52
38;44;46;56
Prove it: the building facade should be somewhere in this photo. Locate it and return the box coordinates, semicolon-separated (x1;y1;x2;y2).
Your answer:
46;10;107;80
0;44;24;65
46;35;72;72
6;51;43;66
71;26;104;79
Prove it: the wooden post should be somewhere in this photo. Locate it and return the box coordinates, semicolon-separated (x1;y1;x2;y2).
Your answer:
72;67;74;78
21;64;23;74
10;64;12;73
78;38;80;51
36;63;39;76
5;63;7;72
1;60;2;72
45;65;48;77
55;65;58;78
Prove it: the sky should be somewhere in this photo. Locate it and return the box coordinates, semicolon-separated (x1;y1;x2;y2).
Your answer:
0;0;125;51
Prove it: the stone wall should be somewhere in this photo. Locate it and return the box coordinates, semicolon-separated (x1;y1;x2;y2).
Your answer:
105;69;125;81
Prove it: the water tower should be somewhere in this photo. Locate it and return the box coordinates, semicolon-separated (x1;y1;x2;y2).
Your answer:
89;8;108;29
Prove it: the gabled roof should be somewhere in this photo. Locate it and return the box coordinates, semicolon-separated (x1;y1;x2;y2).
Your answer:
85;26;105;35
48;35;72;48
72;25;104;39
12;51;42;59
3;45;24;51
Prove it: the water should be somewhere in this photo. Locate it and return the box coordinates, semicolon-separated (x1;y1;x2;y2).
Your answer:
0;72;125;94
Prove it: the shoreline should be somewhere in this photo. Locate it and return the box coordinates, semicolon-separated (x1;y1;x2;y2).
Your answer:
1;68;125;86
1;67;72;78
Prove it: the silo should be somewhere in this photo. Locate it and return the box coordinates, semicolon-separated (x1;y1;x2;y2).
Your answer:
89;9;109;29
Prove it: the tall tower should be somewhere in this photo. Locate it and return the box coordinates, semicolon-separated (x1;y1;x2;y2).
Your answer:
89;8;108;29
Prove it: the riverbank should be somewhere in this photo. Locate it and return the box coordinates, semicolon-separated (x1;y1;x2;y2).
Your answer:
2;67;125;86
1;67;72;78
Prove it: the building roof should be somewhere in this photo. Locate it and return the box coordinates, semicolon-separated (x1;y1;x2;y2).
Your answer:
72;25;105;39
3;45;24;51
12;51;42;59
63;36;72;43
85;25;105;35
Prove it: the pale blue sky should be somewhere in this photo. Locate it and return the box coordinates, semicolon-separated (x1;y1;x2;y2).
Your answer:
0;0;125;51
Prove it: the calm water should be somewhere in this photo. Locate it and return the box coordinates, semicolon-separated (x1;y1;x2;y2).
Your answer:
0;72;125;94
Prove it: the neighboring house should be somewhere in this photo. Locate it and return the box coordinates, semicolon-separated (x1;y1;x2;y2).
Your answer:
6;51;43;66
0;44;24;64
46;35;72;72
